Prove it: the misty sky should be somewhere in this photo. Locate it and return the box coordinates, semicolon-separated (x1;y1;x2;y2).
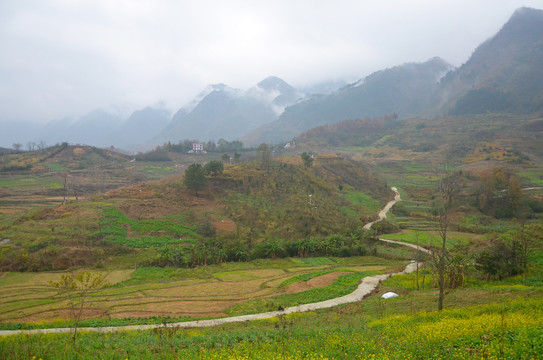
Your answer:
1;0;541;123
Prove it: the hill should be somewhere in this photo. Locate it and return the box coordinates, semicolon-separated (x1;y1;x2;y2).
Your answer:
44;109;124;147
106;106;171;149
0;155;390;271
435;7;543;115
298;113;543;164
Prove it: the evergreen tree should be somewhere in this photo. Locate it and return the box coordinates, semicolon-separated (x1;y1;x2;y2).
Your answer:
184;163;207;195
301;152;313;167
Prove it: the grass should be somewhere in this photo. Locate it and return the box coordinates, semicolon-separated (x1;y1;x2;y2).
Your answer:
0;174;64;190
341;186;382;216
278;270;335;288
518;169;543;187
99;208;198;248
380;230;477;249
290;257;335;266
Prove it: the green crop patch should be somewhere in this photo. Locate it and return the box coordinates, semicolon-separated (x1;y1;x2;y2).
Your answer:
99;208;198;248
279;270;335;287
291;257;336;266
341;186;382;215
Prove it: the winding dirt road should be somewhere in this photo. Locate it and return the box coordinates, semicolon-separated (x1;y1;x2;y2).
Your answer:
363;187;401;230
0;187;419;336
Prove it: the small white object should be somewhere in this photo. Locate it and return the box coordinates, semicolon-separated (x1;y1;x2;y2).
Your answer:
381;292;399;299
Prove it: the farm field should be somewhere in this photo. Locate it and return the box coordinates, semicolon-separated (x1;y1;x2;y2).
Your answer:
0;256;398;328
1;271;542;359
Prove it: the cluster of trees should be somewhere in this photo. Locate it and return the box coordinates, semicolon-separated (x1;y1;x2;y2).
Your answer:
0;244;108;272
135;146;170;161
475;237;526;280
11;141;48;153
301;152;313;168
153;232;378;268
183;161;225;195
474;168;523;218
221;152;241;164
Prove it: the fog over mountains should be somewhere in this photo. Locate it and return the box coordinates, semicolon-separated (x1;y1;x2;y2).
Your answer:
2;7;543;150
154;76;304;145
242;57;453;145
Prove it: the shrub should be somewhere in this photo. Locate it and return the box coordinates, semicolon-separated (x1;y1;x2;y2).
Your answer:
475;239;524;280
371;220;400;235
204;160;224;176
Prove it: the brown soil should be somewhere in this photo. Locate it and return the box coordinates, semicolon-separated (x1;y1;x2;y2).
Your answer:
284;272;351;294
17;308;106;323
214;219;236;232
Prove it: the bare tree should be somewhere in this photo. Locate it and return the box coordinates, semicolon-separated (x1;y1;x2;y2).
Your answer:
434;167;460;311
415;231;420;290
257;143;271;173
12;143;22;152
49;272;109;344
26;141;36;152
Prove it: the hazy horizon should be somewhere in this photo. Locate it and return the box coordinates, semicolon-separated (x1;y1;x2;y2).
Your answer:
1;0;542;124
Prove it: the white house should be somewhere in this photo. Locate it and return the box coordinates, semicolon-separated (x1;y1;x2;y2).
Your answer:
188;143;206;154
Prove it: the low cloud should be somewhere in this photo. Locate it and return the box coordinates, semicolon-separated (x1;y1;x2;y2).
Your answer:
0;0;541;123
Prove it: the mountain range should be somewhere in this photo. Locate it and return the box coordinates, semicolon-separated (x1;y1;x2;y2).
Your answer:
154;76;303;144
2;7;542;150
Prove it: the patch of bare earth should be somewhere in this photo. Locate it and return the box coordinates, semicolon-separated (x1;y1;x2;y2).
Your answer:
214;219;236;232
16;308;106;323
284;272;351;294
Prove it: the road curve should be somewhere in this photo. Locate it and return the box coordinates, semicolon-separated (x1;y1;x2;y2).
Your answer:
363;187;401;230
0;187;417;337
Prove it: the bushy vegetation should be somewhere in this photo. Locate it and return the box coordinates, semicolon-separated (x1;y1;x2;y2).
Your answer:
297;114;397;147
135;147;170;162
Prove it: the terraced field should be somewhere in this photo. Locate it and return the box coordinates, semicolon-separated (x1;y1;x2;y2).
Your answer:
0;257;395;327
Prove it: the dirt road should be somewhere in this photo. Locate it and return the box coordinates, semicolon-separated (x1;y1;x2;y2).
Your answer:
363;187;401;230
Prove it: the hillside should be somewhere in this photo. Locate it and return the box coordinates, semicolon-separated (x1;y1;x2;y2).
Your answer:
297;113;543;166
0;155;390;271
243;57;451;145
156;77;303;144
1;109;543;360
435;7;543;115
106;106;171;149
244;8;543;145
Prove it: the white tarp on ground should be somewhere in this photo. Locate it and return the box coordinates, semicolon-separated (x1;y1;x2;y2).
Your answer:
381;291;399;299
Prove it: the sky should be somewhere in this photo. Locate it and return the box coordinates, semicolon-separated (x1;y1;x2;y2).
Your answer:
1;0;542;124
